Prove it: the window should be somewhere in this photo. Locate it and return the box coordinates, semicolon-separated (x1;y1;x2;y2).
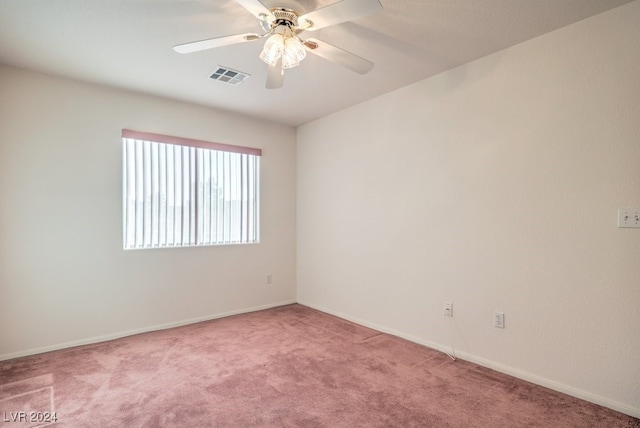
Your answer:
122;130;260;249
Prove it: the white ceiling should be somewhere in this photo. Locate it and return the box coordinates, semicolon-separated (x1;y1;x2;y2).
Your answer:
0;0;633;127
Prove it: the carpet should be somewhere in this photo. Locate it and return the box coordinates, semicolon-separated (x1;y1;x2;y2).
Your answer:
0;304;637;427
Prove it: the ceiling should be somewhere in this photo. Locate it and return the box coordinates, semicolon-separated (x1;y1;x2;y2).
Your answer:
0;0;633;127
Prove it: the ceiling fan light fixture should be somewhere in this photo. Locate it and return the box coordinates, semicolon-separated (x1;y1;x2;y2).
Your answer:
174;0;383;89
260;24;306;69
282;36;306;69
259;33;284;66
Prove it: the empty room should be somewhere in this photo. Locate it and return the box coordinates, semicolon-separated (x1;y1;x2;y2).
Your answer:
1;0;639;426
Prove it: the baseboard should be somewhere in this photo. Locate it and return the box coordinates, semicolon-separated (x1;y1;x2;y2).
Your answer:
298;301;640;419
0;300;296;362
454;350;640;419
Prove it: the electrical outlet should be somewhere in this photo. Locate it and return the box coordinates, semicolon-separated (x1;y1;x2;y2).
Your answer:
494;312;505;329
265;273;272;284
444;301;453;317
618;208;640;228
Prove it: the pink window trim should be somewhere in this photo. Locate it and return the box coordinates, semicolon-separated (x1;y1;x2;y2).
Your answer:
122;129;262;156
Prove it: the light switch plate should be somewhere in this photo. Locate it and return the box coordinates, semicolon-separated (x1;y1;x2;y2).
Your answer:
618;208;640;228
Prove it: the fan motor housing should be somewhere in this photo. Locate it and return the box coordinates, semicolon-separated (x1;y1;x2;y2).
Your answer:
271;8;299;27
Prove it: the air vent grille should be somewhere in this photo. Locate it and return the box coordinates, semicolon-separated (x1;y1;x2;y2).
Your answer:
209;66;250;85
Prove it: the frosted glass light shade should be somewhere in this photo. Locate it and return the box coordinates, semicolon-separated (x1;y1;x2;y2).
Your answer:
259;34;284;66
282;36;306;69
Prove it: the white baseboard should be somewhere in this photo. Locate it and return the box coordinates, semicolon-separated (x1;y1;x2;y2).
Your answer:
0;300;296;362
298;300;640;419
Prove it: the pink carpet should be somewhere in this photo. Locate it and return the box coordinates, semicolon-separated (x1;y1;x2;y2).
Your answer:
1;304;637;427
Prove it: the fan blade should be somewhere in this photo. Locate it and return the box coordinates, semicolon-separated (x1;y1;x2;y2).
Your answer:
299;0;382;32
304;38;373;74
266;57;284;89
173;33;260;54
234;0;274;21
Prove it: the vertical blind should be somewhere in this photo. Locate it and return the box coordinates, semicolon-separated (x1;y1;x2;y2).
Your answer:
122;130;261;249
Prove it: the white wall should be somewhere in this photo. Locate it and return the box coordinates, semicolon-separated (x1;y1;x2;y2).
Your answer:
297;1;640;417
0;66;297;359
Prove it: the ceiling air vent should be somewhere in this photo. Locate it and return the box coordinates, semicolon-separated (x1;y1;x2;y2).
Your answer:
209;66;250;85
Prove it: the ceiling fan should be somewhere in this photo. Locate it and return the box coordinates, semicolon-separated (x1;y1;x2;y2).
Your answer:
173;0;383;89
